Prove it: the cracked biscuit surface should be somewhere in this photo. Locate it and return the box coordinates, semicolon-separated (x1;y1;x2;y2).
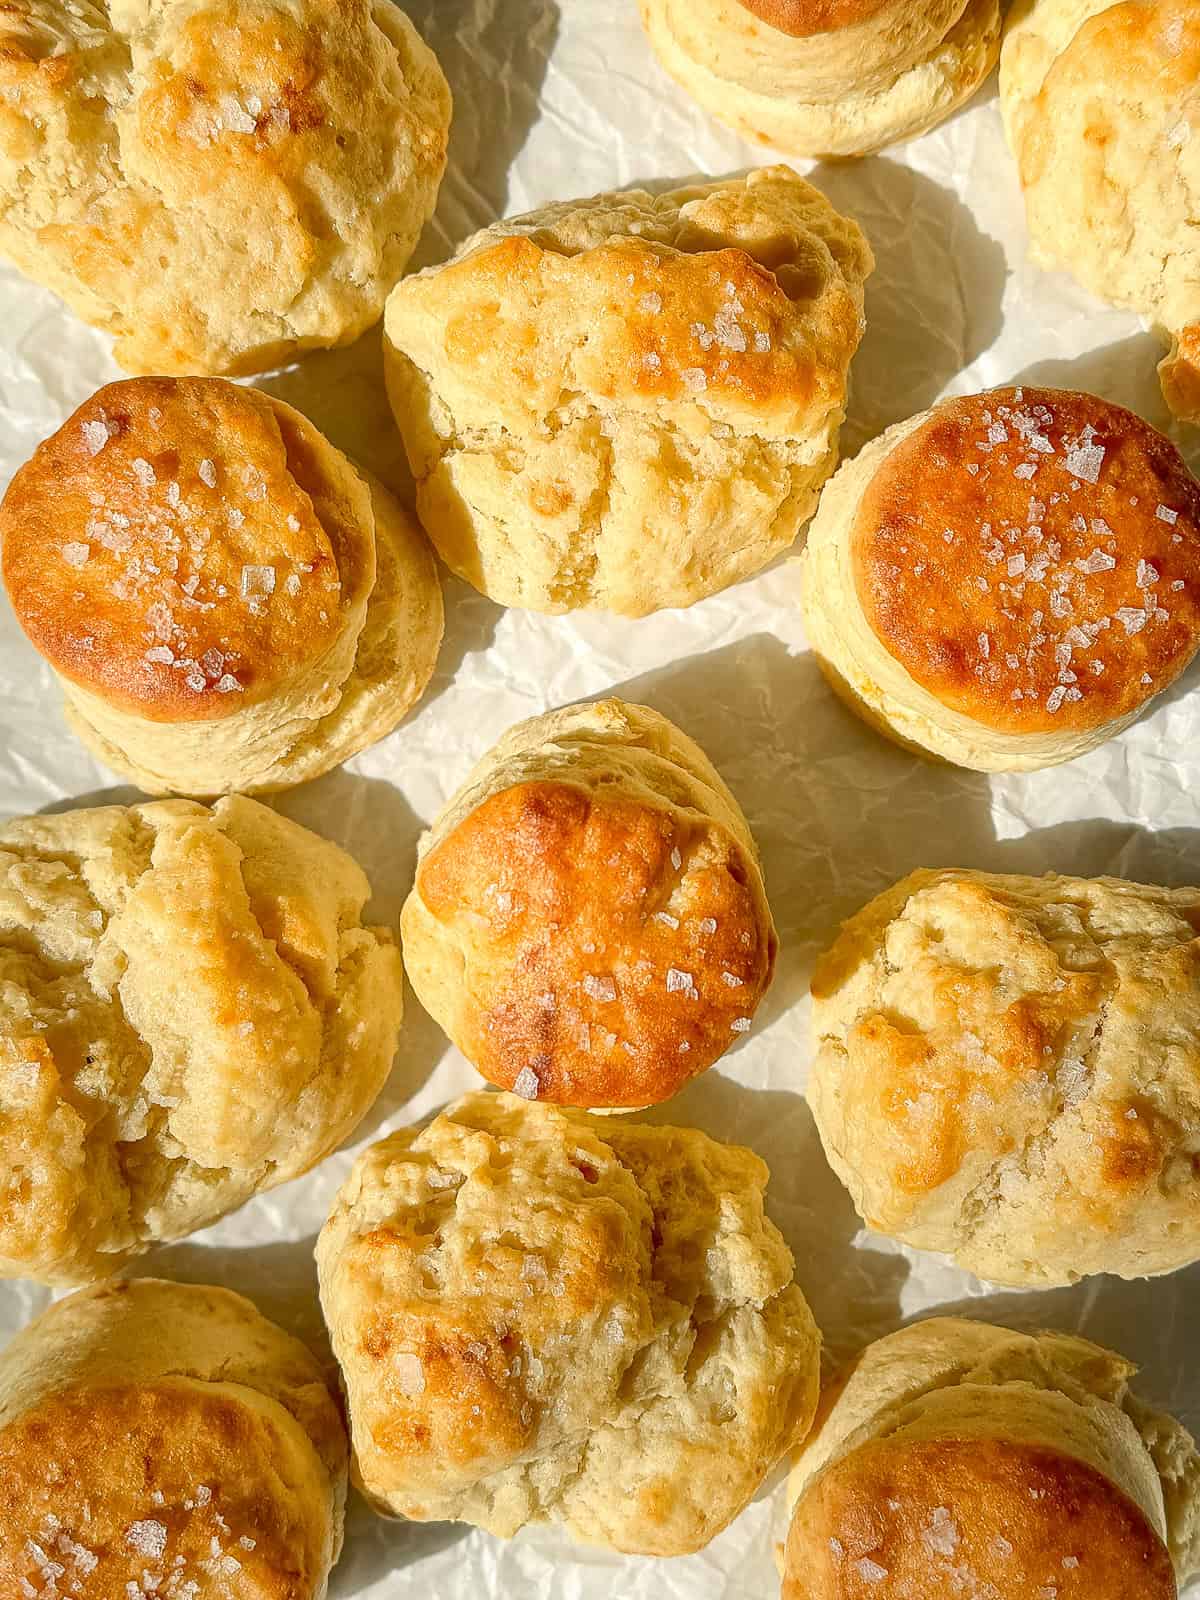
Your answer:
0;794;403;1285
809;868;1200;1286
316;1090;821;1555
1000;0;1200;424
0;0;451;375
785;1318;1200;1599
383;167;872;616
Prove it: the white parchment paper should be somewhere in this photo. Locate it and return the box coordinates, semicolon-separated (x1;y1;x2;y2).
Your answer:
1;3;1198;1595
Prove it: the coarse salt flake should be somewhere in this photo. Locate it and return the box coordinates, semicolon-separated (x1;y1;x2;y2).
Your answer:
583;974;617;1002
125;1522;167;1560
61;542;90;567
731;1016;751;1033
666;968;694;994
81;419;111;455
513;1066;540;1100
240;564;275;598
1064;442;1105;482
1157;504;1179;524
197;458;218;488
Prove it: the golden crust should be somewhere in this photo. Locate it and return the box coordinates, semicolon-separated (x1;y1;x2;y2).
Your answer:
0;0;451;375
735;0;896;38
786;1435;1177;1598
1;378;370;721
401;700;776;1108
0;1279;347;1600
316;1091;821;1554
809;867;1200;1286
0;794;403;1285
851;388;1200;734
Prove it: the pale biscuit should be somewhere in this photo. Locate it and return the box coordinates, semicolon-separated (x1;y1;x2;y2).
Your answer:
384;167;872;616
810;867;1200;1286
316;1091;821;1555
800;387;1200;772
0;0;451;375
1000;0;1200;423
785;1318;1200;1598
0;1278;348;1600
0;794;403;1284
639;0;1001;159
400;699;777;1108
1;378;443;796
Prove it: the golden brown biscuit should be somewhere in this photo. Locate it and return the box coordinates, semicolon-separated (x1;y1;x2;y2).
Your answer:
809;867;1200;1286
384;167;872;615
0;0;451;375
1000;0;1200;424
0;794;403;1285
800;387;1200;771
0;1279;348;1600
784;1319;1200;1599
639;0;1000;158
316;1091;821;1555
400;699;777;1108
1;378;443;795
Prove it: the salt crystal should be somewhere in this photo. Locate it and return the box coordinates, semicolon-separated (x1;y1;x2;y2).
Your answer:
992;1535;1013;1558
1007;553;1026;578
583;974;616;1002
1116;607;1148;635
1014;462;1037;479
713;305;747;353
61;542;90;567
1141;673;1153;685
197;458;218;488
215;674;242;693
923;1506;960;1557
1063;1556;1079;1569
513;1066;540;1100
978;632;990;658
681;368;707;393
753;330;771;352
966;463;980;476
652;911;679;929
1064;442;1104;482
125;1522;167;1560
666;968;694;994
1046;685;1067;714
1157;505;1179;524
166;481;182;509
81;419;111;455
240;564;275;598
731;1016;751;1033
830;1537;844;1557
698;916;717;934
228;507;245;528
1076;550;1116;574
394;1352;425;1396
185;671;206;692
678;1040;690;1052
1137;560;1159;588
670;847;682;870
856;1559;887;1584
219;92;257;133
722;972;743;987
132;457;156;487
200;648;224;677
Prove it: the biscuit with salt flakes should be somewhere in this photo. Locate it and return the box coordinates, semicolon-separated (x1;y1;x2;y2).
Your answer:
316;1090;821;1556
0;0;450;376
0;794;403;1285
1000;0;1200;424
784;1318;1200;1599
809;867;1200;1287
0;1278;347;1600
400;699;776;1109
639;0;1000;159
800;387;1200;772
384;166;872;616
0;378;443;796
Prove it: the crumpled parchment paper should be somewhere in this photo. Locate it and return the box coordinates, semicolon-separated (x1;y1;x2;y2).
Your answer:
0;3;1197;1596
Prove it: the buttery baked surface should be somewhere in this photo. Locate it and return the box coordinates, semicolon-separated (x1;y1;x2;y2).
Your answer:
400;699;777;1107
1000;0;1200;423
810;867;1200;1285
317;1091;821;1555
0;1278;348;1600
0;0;451;375
0;794;403;1284
800;387;1200;770
1;378;443;794
785;1318;1200;1598
384;167;872;615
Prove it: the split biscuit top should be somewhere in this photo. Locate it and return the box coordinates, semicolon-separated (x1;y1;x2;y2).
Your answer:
384;166;872;615
801;386;1200;770
809;867;1200;1286
316;1091;821;1556
1000;0;1200;423
0;0;451;375
784;1318;1200;1600
400;699;777;1108
0;1279;348;1600
638;0;1001;158
0;377;443;794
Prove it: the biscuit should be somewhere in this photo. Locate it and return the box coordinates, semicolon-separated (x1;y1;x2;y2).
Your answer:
785;1318;1200;1598
800;386;1200;771
1;378;443;796
0;794;403;1284
384;167;872;615
639;0;1001;159
809;867;1200;1286
0;1278;348;1600
1000;0;1200;423
400;699;777;1108
316;1091;821;1555
0;0;451;375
